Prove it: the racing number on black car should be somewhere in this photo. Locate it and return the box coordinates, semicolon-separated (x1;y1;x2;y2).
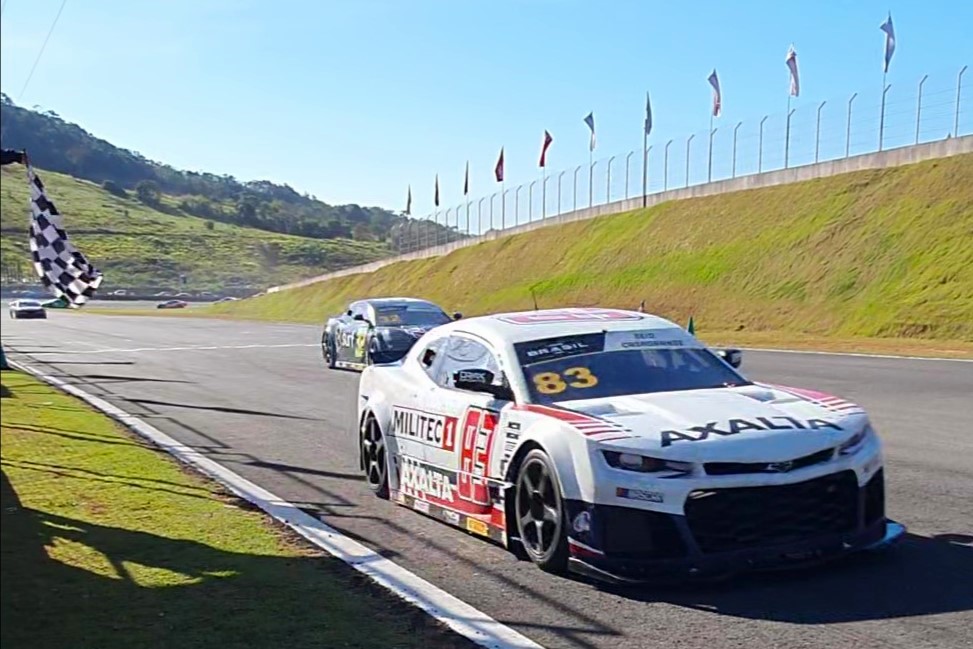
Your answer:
532;367;598;395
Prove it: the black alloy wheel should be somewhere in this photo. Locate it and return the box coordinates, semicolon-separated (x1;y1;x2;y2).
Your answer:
515;449;568;572
361;416;389;498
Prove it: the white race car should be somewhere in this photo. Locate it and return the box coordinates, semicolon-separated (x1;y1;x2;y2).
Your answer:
356;307;904;582
8;299;47;319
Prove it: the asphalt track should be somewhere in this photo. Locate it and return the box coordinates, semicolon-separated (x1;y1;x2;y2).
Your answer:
3;312;972;649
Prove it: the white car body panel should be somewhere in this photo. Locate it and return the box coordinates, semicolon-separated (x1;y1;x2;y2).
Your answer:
356;307;896;576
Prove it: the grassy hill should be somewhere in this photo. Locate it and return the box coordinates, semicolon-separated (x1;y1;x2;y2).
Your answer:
0;165;387;290
208;154;973;343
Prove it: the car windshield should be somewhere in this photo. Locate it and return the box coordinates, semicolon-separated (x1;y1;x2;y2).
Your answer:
514;331;750;405
20;300;41;307
374;305;450;327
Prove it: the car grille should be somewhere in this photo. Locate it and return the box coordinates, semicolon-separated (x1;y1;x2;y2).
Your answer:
704;448;834;476
685;470;859;554
863;469;885;526
598;506;688;559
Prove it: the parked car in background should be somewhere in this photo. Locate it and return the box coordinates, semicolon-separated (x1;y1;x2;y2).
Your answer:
157;299;188;309
8;299;47;319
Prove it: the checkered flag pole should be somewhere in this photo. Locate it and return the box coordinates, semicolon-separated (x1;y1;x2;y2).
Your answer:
28;166;104;306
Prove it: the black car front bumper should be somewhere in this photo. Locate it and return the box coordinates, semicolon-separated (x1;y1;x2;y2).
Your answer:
565;469;904;583
12;310;46;319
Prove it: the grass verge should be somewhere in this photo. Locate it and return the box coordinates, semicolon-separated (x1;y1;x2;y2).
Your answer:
101;155;973;358
0;370;468;649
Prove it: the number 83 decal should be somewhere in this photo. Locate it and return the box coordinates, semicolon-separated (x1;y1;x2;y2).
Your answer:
532;367;598;395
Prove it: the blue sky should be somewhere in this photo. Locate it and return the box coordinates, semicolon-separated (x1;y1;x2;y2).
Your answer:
1;0;971;215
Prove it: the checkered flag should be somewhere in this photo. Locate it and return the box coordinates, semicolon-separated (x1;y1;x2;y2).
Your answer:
28;166;103;306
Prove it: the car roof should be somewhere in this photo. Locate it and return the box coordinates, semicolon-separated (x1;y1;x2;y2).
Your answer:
437;307;694;345
363;297;443;309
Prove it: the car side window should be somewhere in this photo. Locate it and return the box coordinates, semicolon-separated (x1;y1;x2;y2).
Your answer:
417;338;447;380
435;336;501;390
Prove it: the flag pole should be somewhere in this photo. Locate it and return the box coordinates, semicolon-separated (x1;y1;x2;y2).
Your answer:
641;127;648;208
541;166;546;220
879;70;888;151
785;93;792;167
707;113;714;182
588;150;593;207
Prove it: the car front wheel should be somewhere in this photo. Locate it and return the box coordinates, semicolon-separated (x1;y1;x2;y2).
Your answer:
322;332;336;369
361;415;389;498
515;449;568;573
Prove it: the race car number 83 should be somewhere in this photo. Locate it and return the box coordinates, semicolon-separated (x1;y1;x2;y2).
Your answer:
532;367;598;394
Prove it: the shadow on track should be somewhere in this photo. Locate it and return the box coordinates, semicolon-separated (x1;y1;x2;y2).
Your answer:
121;398;323;422
602;533;973;624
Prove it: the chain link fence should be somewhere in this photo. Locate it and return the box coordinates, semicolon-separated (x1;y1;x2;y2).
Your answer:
390;66;969;254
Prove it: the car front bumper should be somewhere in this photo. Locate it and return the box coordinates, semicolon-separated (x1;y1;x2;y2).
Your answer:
12;310;46;319
564;469;905;583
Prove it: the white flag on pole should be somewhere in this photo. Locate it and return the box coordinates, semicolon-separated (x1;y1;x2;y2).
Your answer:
786;44;800;97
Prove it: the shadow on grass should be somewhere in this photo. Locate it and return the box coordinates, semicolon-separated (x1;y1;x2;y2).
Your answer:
0;469;470;649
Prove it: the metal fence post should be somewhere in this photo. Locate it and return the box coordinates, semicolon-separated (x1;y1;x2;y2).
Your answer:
758;116;768;173
663;139;673;191
707;127;717;182
956;66;968;137
846;93;857;157
624;151;634;199
515;185;522;225
478;197;486;235
606;155;616;203
879;84;891;151
573;165;581;211
916;74;928;144
815;101;827;163
590;161;598;206
732;121;742;178
528;180;536;222
685;134;695;187
557;170;566;216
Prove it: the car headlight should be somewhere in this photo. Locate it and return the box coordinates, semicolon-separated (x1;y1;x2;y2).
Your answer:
602;451;692;474
838;424;873;456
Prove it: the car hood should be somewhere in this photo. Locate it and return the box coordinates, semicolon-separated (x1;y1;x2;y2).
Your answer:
557;384;867;462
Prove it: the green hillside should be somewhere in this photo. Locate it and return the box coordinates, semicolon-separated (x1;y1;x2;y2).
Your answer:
210;154;973;342
0;165;387;290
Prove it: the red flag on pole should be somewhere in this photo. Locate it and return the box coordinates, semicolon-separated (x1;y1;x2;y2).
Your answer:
539;130;553;168
463;161;469;196
494;148;504;182
434;174;440;207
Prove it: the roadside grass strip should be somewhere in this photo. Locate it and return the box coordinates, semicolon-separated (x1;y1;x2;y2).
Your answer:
0;370;471;649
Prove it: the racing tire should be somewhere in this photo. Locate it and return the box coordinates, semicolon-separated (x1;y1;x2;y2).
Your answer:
322;331;336;369
361;415;389;499
514;449;569;574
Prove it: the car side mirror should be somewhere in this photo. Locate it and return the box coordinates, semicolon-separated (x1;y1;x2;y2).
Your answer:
452;312;463;320
453;369;513;400
346;310;353;316
717;348;743;368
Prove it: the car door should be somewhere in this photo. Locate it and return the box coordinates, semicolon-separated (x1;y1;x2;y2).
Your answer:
337;301;366;365
424;334;510;522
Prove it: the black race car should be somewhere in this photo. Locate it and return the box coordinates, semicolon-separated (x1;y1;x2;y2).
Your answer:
322;298;460;370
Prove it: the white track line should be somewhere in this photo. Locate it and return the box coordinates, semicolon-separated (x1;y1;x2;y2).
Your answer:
13;343;321;355
740;346;973;363
10;359;543;649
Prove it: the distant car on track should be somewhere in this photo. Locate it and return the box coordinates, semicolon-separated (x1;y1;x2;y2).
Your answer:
8;299;47;319
355;306;904;582
215;296;239;303
157;299;188;309
323;298;460;371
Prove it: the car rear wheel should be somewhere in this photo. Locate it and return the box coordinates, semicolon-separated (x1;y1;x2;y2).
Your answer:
515;449;568;573
361;416;389;498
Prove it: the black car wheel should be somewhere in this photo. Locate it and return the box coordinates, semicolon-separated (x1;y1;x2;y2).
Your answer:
361;416;389;498
322;331;336;369
515;449;568;573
